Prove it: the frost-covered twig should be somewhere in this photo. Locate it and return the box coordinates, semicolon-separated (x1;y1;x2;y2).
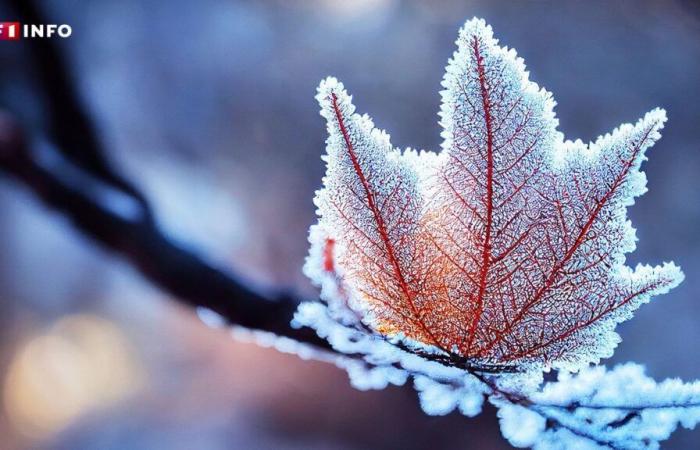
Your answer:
504;364;700;449
296;17;697;449
293;302;700;449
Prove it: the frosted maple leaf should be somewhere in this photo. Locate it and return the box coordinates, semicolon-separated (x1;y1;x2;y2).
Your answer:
184;16;700;449
301;17;683;375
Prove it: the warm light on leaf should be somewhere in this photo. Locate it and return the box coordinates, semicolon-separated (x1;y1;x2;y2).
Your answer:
303;18;682;374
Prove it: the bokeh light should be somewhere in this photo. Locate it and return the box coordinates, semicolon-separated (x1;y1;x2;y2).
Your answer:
3;314;145;441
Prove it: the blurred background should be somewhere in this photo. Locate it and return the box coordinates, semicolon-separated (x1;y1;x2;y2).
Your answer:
0;0;699;449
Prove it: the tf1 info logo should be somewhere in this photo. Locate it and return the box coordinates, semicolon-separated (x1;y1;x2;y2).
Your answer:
0;22;72;40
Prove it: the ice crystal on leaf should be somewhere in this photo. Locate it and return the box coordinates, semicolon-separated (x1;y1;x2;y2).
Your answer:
290;17;694;449
302;17;682;373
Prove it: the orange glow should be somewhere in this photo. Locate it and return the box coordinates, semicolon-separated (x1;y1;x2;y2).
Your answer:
3;314;145;441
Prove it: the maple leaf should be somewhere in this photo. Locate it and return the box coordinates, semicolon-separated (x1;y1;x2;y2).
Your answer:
305;18;682;373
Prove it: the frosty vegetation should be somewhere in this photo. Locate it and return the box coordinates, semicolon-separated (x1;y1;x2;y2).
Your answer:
291;293;700;449
305;20;682;374
205;17;695;449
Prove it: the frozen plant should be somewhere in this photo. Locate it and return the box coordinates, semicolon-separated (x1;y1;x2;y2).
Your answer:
293;18;696;449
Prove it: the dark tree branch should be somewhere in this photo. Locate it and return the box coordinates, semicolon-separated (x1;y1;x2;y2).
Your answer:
0;0;333;353
0;111;332;352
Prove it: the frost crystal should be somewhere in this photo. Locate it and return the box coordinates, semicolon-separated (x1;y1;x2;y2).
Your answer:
289;16;692;449
302;17;682;375
509;363;700;449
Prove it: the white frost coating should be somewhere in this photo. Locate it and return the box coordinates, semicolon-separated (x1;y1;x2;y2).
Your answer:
193;306;406;391
305;16;683;381
432;20;683;372
292;301;546;420
195;303;700;448
293;301;491;401
230;321;407;391
414;375;486;417
293;302;431;386
494;363;700;449
293;15;693;449
177;16;699;450
196;307;226;329
302;224;360;326
497;402;546;448
312;76;447;349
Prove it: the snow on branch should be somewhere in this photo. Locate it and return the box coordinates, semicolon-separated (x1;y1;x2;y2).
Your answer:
295;17;695;449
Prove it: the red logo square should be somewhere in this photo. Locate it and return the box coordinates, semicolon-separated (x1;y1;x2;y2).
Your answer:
0;22;21;40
